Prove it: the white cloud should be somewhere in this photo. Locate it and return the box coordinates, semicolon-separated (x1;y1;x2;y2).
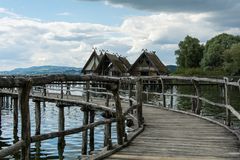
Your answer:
0;8;239;70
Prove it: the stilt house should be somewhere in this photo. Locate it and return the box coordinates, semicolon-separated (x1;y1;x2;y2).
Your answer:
94;53;131;76
128;51;169;76
81;50;103;75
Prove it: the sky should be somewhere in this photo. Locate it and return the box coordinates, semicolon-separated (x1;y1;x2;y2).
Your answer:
0;0;240;71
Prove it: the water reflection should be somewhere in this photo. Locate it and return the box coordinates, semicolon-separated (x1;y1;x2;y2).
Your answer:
174;84;240;128
0;101;117;160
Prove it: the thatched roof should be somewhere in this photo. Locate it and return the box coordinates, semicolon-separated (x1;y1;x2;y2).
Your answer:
95;53;131;74
129;51;169;74
82;50;101;73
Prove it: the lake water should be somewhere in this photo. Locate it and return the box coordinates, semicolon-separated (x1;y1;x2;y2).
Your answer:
0;83;240;159
0;101;117;160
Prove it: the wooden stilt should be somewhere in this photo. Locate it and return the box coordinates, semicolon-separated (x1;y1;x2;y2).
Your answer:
35;100;41;135
81;108;89;155
13;97;18;137
89;110;95;153
19;80;32;160
224;77;231;126
136;79;143;126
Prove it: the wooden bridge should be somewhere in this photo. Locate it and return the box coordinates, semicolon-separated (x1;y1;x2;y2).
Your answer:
0;75;240;160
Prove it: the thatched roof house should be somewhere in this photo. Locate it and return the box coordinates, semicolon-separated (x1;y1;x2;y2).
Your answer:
81;50;103;75
129;51;169;76
94;53;131;76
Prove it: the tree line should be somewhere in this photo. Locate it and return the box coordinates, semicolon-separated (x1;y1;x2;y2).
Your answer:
175;33;240;76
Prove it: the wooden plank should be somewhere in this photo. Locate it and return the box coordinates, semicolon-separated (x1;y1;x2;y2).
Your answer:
106;106;240;160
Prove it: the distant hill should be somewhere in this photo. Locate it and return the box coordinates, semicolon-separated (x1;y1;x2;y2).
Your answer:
0;65;82;75
167;65;177;73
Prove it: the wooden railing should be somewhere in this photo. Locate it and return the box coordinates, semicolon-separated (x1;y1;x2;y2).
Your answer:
0;75;240;159
0;75;143;159
140;76;240;128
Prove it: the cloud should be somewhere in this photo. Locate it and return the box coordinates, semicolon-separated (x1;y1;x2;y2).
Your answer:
81;0;238;13
79;0;240;28
0;6;239;71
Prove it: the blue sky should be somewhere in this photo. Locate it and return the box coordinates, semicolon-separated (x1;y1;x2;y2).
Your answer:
0;0;240;70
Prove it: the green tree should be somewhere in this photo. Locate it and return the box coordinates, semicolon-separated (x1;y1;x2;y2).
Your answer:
175;35;204;68
201;33;240;69
223;43;240;75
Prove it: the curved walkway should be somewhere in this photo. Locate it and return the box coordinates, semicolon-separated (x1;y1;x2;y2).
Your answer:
106;107;240;160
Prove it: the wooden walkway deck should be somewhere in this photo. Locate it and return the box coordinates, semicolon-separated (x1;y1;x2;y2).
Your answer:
106;106;240;160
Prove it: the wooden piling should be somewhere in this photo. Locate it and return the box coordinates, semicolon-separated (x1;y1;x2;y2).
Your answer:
19;80;32;160
89;110;95;152
13;97;18;136
170;85;173;108
192;80;202;115
136;79;143;126
104;95;112;148
57;104;65;158
160;78;166;108
104;95;111;149
224;78;231;126
81;107;89;155
0;96;2;131
60;82;64;99
112;82;124;145
35;100;41;135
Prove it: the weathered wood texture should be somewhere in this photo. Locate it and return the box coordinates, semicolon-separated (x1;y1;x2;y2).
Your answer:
106;107;240;160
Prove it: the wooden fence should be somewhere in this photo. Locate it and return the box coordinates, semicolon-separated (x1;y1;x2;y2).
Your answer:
0;75;240;159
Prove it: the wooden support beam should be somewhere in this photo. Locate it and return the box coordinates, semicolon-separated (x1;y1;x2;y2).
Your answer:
159;78;166;108
19;80;32;160
192;80;202;115
224;77;231;126
13;97;18;137
170;85;173;108
0;96;2;131
136;79;143;126
82;80;90;154
104;95;112;149
89;110;95;153
58;104;65;159
111;82;124;145
81;107;89;155
60;82;63;99
128;83;133;114
35;101;41;135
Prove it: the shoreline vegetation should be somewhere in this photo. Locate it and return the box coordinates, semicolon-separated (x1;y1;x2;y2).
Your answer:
174;33;240;77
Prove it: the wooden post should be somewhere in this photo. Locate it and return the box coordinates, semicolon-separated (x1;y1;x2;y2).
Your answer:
192;80;202;115
6;96;9;108
58;104;65;159
35;100;41;135
136;79;143;126
224;77;231;126
19;80;32;160
10;97;13;109
3;96;5;108
60;82;64;99
89;110;95;153
111;82;124;145
104;95;112;149
0;96;2;134
43;85;47;96
170;85;174;108
160;78;166;108
81;107;89;155
85;81;90;102
13;97;18;137
82;81;90;154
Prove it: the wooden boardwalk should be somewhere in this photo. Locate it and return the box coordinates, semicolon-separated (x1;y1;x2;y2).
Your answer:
106;106;240;160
